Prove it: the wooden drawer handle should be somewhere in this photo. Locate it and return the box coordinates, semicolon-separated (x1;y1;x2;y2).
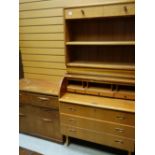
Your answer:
115;128;124;133
124;6;128;13
81;9;85;15
42;118;53;122
68;118;76;123
69;129;76;133
114;140;124;144
116;116;126;120
19;113;26;117
38;96;50;101
68;107;76;112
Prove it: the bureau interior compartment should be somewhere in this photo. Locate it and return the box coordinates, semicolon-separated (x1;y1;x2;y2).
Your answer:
67;79;135;100
66;45;135;70
66;16;135;42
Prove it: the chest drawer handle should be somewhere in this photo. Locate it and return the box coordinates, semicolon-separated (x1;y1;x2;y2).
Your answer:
68;118;76;123
69;129;76;133
115;128;124;133
114;140;124;144
68;108;76;112
81;9;85;15
38;97;50;101
19;113;26;117
42;118;53;123
116;116;126;120
124;6;128;13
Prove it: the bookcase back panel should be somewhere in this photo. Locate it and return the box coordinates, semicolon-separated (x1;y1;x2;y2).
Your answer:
66;16;134;41
67;45;135;69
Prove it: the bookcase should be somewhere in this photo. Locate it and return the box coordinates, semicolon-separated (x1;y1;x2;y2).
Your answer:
59;1;135;155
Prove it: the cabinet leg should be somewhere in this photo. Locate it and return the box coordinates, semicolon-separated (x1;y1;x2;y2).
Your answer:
64;136;70;146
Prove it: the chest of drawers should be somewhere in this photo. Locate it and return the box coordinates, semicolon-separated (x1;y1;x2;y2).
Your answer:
19;79;63;143
59;93;135;154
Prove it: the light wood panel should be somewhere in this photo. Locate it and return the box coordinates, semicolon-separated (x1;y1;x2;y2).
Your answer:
20;25;63;33
20;8;63;19
24;73;63;81
22;54;65;62
20;17;63;26
23;61;66;69
20;0;135;11
20;33;64;41
24;67;66;76
20;41;64;48
20;48;65;55
20;0;40;3
65;2;134;19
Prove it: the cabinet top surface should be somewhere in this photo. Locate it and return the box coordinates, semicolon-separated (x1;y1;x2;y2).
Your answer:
59;93;135;113
19;78;62;96
64;0;135;9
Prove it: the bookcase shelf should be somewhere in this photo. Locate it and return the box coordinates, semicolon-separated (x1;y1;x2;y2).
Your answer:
67;61;135;70
66;41;135;46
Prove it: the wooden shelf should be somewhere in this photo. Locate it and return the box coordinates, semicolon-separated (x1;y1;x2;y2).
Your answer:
67;61;135;70
67;84;135;100
66;41;135;46
65;74;135;85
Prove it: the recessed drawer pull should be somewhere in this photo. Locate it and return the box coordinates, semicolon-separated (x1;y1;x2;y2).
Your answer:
69;129;76;132
114;140;124;144
116;116;126;120
68;107;76;112
115;128;124;133
19;93;22;96
81;9;85;15
68;119;76;123
124;6;128;13
42;118;53;122
38;97;50;101
19;113;26;117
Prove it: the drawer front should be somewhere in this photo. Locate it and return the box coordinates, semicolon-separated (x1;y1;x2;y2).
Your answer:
37;107;62;140
61;124;135;151
65;3;134;19
60;114;134;138
19;104;36;133
60;102;135;125
19;104;63;141
19;91;58;109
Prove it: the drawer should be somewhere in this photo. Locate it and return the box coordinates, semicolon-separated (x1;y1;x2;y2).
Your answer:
61;124;135;151
60;114;134;138
19;91;58;109
60;102;135;125
19;104;63;142
37;107;62;140
65;3;134;19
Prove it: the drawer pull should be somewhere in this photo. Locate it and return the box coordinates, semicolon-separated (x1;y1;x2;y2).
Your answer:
81;9;85;15
42;118;53;122
114;140;124;144
68;119;76;123
38;97;50;101
19;113;26;117
115;128;124;133
69;129;76;133
116;116;126;120
124;6;128;13
68;107;76;112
